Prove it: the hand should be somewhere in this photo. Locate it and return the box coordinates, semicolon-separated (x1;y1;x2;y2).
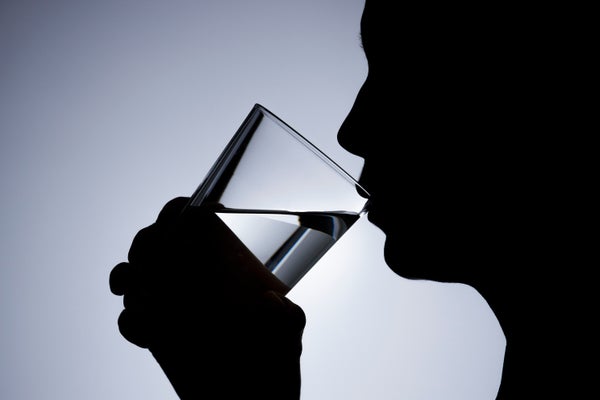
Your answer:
109;197;306;399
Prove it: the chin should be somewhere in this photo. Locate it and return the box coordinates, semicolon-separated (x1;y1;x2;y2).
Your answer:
382;235;407;276
382;235;439;282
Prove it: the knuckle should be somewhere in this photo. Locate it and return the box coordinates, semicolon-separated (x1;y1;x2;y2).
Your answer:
109;262;131;295
128;224;161;264
156;197;189;224
118;309;151;349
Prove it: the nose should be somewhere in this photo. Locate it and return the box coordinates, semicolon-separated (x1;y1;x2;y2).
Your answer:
337;114;361;158
337;83;371;159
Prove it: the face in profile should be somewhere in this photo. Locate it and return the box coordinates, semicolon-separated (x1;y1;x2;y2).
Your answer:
338;1;503;286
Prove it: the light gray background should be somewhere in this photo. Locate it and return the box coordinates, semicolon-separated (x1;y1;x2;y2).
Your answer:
0;1;505;399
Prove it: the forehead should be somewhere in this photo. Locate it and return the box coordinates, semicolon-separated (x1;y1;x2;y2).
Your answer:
359;1;389;58
359;3;437;69
359;2;499;76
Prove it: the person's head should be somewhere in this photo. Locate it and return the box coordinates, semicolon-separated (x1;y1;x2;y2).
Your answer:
338;1;522;290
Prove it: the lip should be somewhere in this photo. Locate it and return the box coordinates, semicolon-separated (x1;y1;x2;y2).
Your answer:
364;197;384;229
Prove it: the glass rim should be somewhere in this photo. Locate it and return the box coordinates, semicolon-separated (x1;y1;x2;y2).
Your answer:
188;103;370;210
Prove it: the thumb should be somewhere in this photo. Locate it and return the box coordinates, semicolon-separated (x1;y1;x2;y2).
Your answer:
258;290;306;334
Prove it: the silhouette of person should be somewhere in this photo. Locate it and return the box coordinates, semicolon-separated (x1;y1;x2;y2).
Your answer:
337;2;563;398
111;1;561;398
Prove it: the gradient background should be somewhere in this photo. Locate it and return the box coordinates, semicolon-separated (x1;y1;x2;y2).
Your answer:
0;1;505;399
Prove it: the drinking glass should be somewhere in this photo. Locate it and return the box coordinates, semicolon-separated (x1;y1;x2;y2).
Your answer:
186;103;370;293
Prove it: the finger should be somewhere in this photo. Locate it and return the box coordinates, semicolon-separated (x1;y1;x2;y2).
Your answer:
118;308;152;349
155;196;190;225
257;290;306;334
255;291;305;360
127;197;189;265
128;224;163;265
122;285;149;311
109;262;133;296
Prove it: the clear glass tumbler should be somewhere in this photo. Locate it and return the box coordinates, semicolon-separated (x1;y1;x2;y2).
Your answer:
187;103;370;292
